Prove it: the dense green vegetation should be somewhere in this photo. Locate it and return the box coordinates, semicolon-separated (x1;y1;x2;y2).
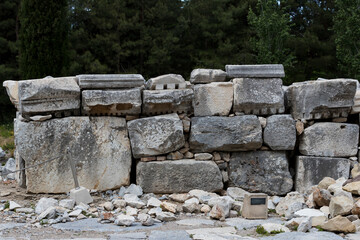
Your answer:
0;0;359;122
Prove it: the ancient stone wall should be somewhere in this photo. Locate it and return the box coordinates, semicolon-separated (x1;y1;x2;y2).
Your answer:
3;64;360;195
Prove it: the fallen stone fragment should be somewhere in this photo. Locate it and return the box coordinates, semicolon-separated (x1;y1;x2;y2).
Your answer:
124;194;145;209
78;74;145;89
146;74;185;90
137;213;154;226
114;215;135;226
264;115;296;150
201;205;211;213
147;197;161;208
160;202;177;213
37;206;57;221
190;69;227;83
225;64;285;78
29;115;52;121
351;163;360;178
103;202;114;211
313;188;332;207
9;201;21;210
328;177;347;193
169;193;190;203
35;198;58;214
125;206;138;216
3;80;19;109
156;212;176;222
343;181;360;195
113;199;126;209
318;177;336;190
59;199;75;210
15;208;34;214
294;209;325;218
352;199;360;216
226;187;250;201
322;215;356;233
329;195;353;217
276;192;305;216
123;184;143;197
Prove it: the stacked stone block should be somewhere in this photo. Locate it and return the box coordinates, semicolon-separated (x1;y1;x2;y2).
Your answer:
3;64;359;196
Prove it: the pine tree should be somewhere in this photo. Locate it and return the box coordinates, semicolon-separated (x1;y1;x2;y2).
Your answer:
19;0;69;79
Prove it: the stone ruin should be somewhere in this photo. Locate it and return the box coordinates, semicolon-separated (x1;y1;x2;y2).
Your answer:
3;64;360;197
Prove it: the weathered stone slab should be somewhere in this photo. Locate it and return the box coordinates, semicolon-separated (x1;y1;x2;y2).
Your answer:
145;74;186;90
299;122;359;157
295;156;350;193
18;77;80;118
228;151;293;195
127;113;185;158
142;89;193;115
351;87;360;114
15;117;132;193
193;82;233;116
136;160;223;193
3;80;19;109
225;64;285;78
286;79;357;120
82;88;141;116
264;115;296;150
189;116;262;152
233;78;285;115
190;69;227;84
77;74;145;89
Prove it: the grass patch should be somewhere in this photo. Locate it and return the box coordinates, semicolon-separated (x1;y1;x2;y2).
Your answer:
268;209;276;214
256;225;284;236
315;225;324;231
0;123;15;157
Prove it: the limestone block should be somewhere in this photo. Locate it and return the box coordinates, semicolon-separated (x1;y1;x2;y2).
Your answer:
142;89;193;115
127;113;185;158
77;74;145;89
15;117;132;193
225;64;285;78
3;80;19;109
295;156;350;193
351;88;360;114
136;160;223;193
190;69;227;84
82;88;141;116
264;115;296;150
321;215;356;233
18;77;80;118
193;82;233;116
299;122;359;157
145;74;185;90
189;116;262;152
233;78;285;115
286;79;357;120
228;151;293;195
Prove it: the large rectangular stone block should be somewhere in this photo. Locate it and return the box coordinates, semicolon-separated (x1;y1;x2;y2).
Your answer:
299;122;359;157
286;79;357;120
127;113;185;158
136;160;223;193
295;156;350;193
233;78;285;115
18;77;80;118
15;117;132;193
142;89;193;115
77;74;145;89
264;114;296;150
228;151;293;195
189;116;262;152
193;82;233;116
82;88;141;116
225;64;285;78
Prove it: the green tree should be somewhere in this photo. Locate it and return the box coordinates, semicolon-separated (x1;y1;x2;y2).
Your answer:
248;0;295;79
334;0;360;79
19;0;69;79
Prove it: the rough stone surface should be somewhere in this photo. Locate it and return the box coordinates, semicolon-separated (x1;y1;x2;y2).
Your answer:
3;80;19;109
15;117;132;193
318;177;336;190
78;74;145;89
295;156;350;193
299;122;358;157
142;89;193;115
294;209;325;217
35;198;58;214
189;116;262;152
276;192;305;216
233;78;285;115
136;160;223;193
313;188;331;207
193;82;233;116
259;232;344;240
127;113;185;158
145;74;185;90
263;115;296;150
149;230;191;240
226;187;249;201
286;79;357;120
114;215;135;226
343;182;360;195
229;151;293;195
18;77;80;118
329;195;353;217
322;215;356;233
261;223;290;233
82;88;141;116
225;64;285;78
190;69;227;84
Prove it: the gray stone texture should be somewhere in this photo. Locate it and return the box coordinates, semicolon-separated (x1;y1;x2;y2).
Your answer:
136;160;223;193
295;156;350;193
142;89;193;115
190;69;227;84
264;114;296;150
286;79;357;120
189;116;262;152
228;151;293;195
145;74;185;90
3;80;19;109
82;88;141;116
15;117;132;193
193;82;233;116
77;74;145;89
225;64;285;78
18;77;80;118
299;122;359;157
127;113;185;158
233;78;285;115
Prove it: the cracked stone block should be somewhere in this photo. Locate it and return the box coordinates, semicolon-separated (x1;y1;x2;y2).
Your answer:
225;64;285;78
82;88;141;116
190;69;227;84
286;79;357;120
145;74;186;90
295;156;350;193
233;78;285;115
77;74;145;89
264;115;296;150
142;89;193;116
